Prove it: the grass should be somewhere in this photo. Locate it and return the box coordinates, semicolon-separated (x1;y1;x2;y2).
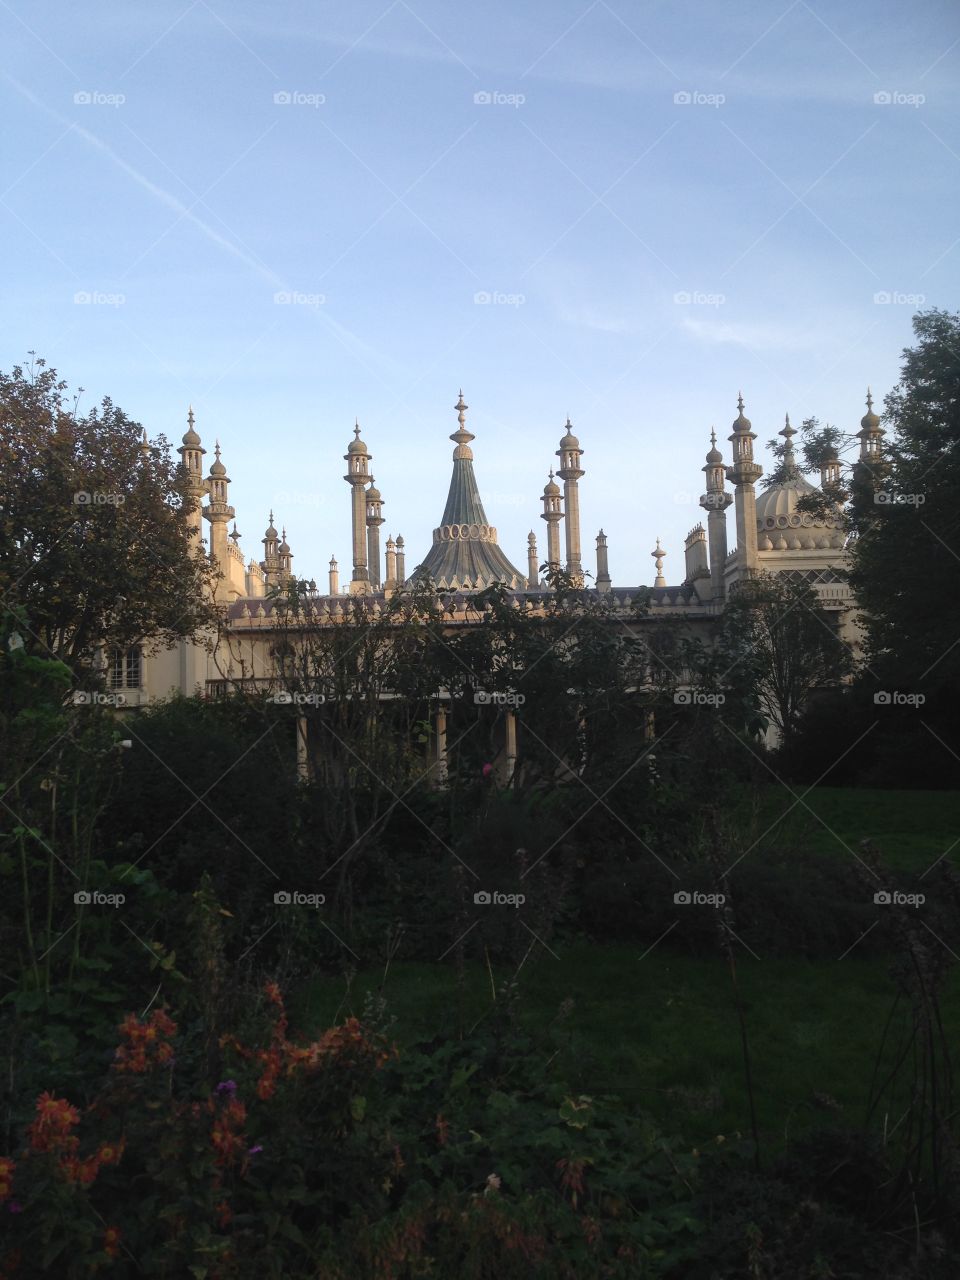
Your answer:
295;786;960;1151
747;785;960;871
299;942;960;1151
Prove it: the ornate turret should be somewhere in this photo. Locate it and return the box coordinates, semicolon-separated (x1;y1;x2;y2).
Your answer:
261;511;281;587
540;469;563;574
178;406;208;542
278;528;293;582
595;529;612;592
556;417;585;584
857;388;884;466
365;479;385;588
384;536;398;592
725;394;763;575
343;422;372;593
328;555;340;596
395;535;406;584
527;531;539;590
701;428;733;599
203;441;236;599
820;444;841;490
414;392;525;590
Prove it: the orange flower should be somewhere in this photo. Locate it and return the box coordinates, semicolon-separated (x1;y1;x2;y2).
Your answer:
113;1009;177;1074
28;1094;80;1154
103;1226;122;1259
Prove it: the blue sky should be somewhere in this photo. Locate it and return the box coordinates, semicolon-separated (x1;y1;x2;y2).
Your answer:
3;0;958;586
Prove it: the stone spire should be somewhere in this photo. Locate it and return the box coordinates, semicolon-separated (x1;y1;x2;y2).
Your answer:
540;470;563;574
328;555;340;596
278;527;293;583
261;511;281;587
178;405;207;543
595;529;612;592
365;478;385;588
725;394;763;575
343;421;372;594
384;536;398;592
556;416;585;585
414;392;525;590
650;538;667;588
395;535;406;584
526;530;539;590
203;439;235;599
700;427;733;600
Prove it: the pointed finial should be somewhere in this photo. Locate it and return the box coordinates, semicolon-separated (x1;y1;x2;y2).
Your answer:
188;404;195;428
229;521;241;543
866;387;873;411
737;392;744;413
269;509;274;523
710;428;717;447
215;439;222;460
781;412;795;437
455;389;468;426
354;420;361;438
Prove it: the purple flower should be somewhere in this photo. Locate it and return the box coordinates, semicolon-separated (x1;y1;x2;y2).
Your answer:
215;1080;238;1095
248;1144;263;1156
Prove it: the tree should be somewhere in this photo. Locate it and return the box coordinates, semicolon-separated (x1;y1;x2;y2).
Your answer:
847;310;960;698
0;355;217;675
716;573;851;741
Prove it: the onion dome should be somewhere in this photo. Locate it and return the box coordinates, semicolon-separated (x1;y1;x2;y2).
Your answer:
543;468;560;496
210;440;226;476
732;392;752;433
264;510;278;539
347;420;368;454
860;388;880;431
366;481;382;502
182;405;201;446
559;416;580;449
279;528;291;555
706;428;722;465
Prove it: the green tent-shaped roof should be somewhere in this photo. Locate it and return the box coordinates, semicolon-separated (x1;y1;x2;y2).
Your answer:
413;393;525;591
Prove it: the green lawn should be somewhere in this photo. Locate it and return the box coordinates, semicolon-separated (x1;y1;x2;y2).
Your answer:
299;943;960;1150
750;785;960;871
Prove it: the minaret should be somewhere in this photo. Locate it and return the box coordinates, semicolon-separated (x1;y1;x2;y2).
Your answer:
540;470;563;574
526;531;539;589
365;479;385;588
595;530;612;592
203;440;235;600
385;536;397;592
328;556;340;596
650;538;667;588
725;394;763;576
820;445;841;490
343;422;372;594
395;535;406;584
177;406;207;544
261;511;281;588
278;528;293;583
139;428;151;462
700;429;733;600
556;418;585;584
856;388;884;475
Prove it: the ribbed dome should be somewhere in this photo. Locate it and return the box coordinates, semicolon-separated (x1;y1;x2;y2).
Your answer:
756;475;844;550
347;423;368;454
543;472;560;496
559;418;580;450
